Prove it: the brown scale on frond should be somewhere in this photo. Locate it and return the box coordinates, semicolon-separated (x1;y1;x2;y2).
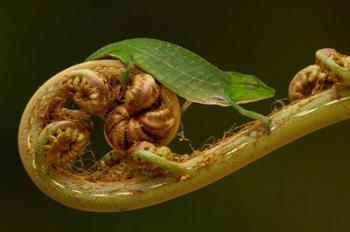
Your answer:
35;96;66;121
125;74;160;113
61;69;110;116
90;64;126;108
288;65;339;101
56;108;91;126
43;121;90;167
137;107;175;137
317;48;350;71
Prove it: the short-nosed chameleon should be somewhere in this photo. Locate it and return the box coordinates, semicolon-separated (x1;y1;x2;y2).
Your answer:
87;38;275;126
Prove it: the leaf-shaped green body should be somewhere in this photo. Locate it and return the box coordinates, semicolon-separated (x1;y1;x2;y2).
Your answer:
87;38;274;106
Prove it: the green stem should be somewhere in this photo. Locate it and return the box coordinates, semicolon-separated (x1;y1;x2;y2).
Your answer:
131;150;190;175
316;48;350;81
19;69;350;211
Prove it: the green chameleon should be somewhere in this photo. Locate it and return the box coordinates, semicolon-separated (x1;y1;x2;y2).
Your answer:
86;38;275;125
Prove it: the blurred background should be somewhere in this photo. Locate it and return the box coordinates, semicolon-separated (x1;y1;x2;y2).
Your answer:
1;0;350;231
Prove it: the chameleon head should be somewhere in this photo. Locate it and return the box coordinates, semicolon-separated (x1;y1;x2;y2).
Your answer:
224;71;275;104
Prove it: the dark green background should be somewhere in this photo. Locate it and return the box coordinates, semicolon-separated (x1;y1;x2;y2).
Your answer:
1;0;350;231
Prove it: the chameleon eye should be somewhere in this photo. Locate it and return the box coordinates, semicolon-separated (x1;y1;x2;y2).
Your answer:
242;82;259;90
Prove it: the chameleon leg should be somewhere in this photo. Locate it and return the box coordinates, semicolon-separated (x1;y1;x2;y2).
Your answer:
131;149;190;175
120;57;135;87
181;100;192;115
231;103;271;130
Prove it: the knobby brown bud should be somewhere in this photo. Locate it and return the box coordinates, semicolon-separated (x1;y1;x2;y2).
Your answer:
289;65;339;101
104;74;181;153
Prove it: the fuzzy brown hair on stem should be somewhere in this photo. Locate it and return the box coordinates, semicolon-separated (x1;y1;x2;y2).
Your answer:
18;49;350;212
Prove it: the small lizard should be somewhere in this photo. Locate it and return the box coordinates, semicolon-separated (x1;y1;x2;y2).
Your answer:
87;38;275;126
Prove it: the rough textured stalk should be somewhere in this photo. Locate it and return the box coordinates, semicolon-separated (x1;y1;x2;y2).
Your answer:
19;69;350;212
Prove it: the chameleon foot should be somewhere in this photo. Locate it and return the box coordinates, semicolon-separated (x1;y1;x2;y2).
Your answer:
231;102;271;132
259;116;272;133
